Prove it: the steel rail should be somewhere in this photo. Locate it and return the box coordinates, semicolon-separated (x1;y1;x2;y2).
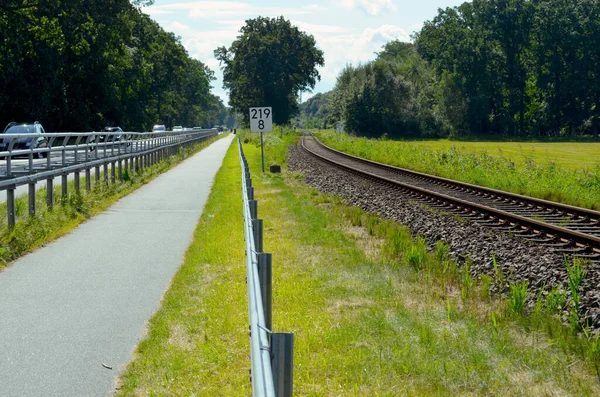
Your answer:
309;135;600;222
238;139;276;397
301;135;600;254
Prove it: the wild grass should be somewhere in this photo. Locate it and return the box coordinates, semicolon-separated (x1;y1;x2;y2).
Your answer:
508;280;528;316
117;129;600;395
316;130;600;210
566;256;588;332
0;135;223;268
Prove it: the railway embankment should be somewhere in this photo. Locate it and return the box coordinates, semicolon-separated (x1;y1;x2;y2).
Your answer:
289;139;600;332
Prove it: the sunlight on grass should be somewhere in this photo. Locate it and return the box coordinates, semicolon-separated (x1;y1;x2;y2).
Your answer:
116;130;600;396
316;130;600;210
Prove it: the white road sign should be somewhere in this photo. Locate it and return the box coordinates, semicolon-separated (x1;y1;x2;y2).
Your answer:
249;107;273;133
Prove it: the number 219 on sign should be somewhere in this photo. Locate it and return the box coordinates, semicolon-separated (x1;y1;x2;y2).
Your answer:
249;107;273;133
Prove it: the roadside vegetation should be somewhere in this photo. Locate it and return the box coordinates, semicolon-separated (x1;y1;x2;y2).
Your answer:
315;130;600;211
0;1;229;131
0;135;224;268
117;129;600;395
300;0;600;140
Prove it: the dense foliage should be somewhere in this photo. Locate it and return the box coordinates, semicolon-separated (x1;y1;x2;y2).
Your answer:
326;41;439;138
318;0;600;139
0;0;226;131
297;92;333;129
215;16;324;125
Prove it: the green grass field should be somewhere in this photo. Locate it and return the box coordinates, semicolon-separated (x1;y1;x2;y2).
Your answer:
415;139;600;170
315;131;600;211
116;131;600;396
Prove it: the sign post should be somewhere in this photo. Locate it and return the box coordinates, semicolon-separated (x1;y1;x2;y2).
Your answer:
249;107;273;173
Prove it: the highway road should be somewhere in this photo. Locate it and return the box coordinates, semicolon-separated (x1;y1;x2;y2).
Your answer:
0;152;115;204
0;135;234;396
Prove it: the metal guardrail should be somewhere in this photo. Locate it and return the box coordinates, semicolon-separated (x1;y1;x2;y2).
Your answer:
1;129;217;226
238;139;294;397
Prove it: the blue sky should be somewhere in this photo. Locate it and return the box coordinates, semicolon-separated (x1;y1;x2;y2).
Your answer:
143;0;467;105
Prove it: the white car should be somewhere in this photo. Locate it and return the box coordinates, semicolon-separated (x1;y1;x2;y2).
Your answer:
172;125;183;132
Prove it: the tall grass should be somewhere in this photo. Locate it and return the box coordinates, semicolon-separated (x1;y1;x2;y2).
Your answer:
566;256;588;332
316;131;600;210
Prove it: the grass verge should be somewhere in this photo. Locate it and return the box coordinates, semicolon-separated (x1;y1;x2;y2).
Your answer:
0;134;224;268
315;130;600;210
116;129;600;396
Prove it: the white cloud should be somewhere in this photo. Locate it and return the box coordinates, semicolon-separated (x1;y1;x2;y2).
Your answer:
294;21;346;35
303;4;327;11
336;0;396;16
168;21;192;32
146;1;309;19
305;24;409;95
204;57;220;71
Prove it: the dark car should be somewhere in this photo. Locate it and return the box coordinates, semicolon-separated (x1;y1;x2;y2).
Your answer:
1;121;49;158
99;126;124;142
90;126;125;151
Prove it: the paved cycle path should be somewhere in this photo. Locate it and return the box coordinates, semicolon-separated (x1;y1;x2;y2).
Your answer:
0;135;234;396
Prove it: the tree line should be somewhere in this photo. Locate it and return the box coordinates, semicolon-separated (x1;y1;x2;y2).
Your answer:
0;0;227;132
309;0;600;139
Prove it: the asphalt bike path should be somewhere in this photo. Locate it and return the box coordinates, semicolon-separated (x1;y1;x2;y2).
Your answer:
0;135;234;396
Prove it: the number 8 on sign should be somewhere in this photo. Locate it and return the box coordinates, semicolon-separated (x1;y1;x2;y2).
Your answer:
249;107;273;133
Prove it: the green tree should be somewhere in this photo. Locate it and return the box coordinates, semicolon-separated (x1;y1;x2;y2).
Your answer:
214;16;324;125
0;0;216;131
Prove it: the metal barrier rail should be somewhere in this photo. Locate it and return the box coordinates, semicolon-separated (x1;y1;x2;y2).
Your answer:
1;129;217;226
238;139;293;397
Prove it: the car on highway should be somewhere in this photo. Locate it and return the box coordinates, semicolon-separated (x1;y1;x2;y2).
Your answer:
152;124;166;133
0;121;49;158
90;126;125;151
172;125;183;132
100;126;124;142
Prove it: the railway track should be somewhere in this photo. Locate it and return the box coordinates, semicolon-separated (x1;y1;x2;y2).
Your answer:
301;134;600;261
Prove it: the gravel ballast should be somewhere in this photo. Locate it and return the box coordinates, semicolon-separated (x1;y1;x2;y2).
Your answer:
287;143;600;330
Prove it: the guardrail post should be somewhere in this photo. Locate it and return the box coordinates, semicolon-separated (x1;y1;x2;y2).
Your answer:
61;144;67;167
118;160;123;181
249;200;258;220
85;168;91;191
257;253;272;331
111;162;116;184
271;333;294;397
95;166;100;183
29;183;36;216
253;219;263;253
46;178;54;209
103;163;108;183
61;174;68;199
248;186;254;201
7;188;16;228
74;171;80;193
